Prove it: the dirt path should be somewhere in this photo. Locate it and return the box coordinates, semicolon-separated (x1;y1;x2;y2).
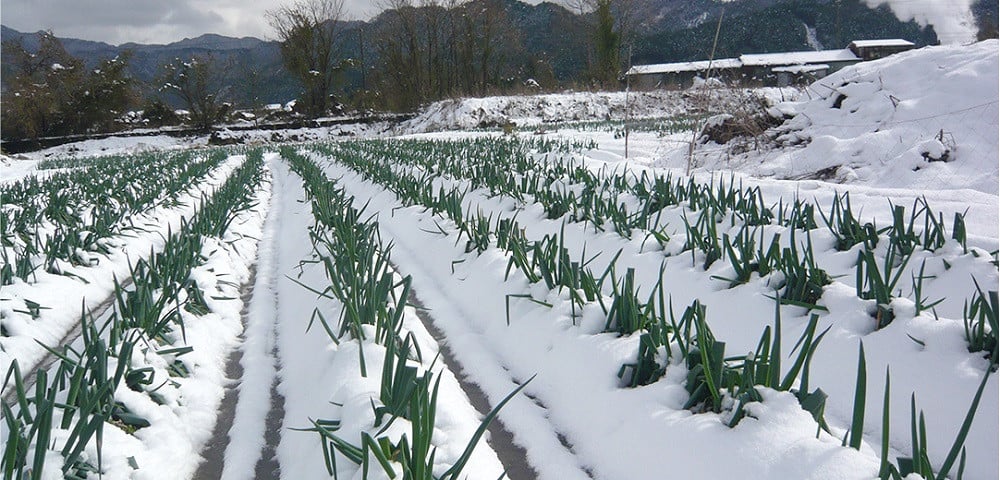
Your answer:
192;325;285;480
253;360;285;479
195;159;538;479
193;266;257;479
192;339;245;479
194;157;287;480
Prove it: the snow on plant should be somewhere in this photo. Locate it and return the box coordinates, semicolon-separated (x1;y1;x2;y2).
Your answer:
846;342;992;480
2;151;266;478
303;135;996;478
0;148;230;285
281;147;522;478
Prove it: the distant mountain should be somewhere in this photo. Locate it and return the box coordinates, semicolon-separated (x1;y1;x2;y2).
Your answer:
1;0;958;110
630;0;785;34
631;0;939;65
1;25;119;56
1;25;297;108
121;34;266;52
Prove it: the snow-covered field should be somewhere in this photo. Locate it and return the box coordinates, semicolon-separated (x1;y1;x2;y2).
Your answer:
2;41;997;480
676;41;999;196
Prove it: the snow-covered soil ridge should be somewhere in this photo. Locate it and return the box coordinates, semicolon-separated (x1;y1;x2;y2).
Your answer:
0;154;248;391
308;140;995;479
698;40;999;195
401;89;793;133
269;150;505;479
2;155;270;479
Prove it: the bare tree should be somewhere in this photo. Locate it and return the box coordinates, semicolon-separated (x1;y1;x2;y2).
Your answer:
2;32;137;140
565;0;639;87
366;0;522;110
267;0;347;118
160;55;230;132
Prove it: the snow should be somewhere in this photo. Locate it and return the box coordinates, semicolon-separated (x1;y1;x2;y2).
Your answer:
772;64;829;73
680;40;999;196
739;49;859;67
308;143;997;479
0;155;43;184
216;152;282;480
0;155;248;390
264;156;505;480
804;23;825;51
627;58;742;75
862;0;978;44
849;39;915;48
110;162;271;480
2;135;202;174
3;154;272;479
401;90;724;133
210;122;393;145
3;36;997;480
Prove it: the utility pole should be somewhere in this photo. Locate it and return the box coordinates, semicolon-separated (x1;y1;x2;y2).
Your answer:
835;0;842;47
690;8;725;177
359;26;367;92
625;44;632;160
706;8;724;80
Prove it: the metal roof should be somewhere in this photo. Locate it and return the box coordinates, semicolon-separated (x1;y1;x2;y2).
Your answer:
772;64;829;73
626;58;741;76
739;49;859;67
627;40;917;77
849;39;915;48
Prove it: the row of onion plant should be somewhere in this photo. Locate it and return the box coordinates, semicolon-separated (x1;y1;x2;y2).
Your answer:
305;142;836;431
306;138;996;357
281;147;528;479
307;138;996;479
2;150;264;479
1;148;238;287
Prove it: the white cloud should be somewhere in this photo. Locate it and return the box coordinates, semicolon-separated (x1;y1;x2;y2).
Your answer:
862;0;978;44
1;0;981;46
1;0;379;44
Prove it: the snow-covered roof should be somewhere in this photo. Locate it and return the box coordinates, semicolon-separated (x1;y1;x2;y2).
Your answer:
849;39;915;48
772;64;829;73
627;47;869;78
627;58;741;76
739;49;859;67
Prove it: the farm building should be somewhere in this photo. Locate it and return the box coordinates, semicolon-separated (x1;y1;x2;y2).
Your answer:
738;48;861;85
848;38;916;60
771;64;831;86
626;39;916;88
626;58;742;89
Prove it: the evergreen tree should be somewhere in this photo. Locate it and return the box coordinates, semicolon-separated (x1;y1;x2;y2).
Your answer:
593;0;621;86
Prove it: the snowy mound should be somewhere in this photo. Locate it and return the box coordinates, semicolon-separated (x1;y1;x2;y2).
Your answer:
763;40;998;194
401;91;694;133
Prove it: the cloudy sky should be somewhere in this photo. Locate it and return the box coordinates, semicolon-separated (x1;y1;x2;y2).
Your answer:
0;0;978;46
862;0;977;44
0;0;381;45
